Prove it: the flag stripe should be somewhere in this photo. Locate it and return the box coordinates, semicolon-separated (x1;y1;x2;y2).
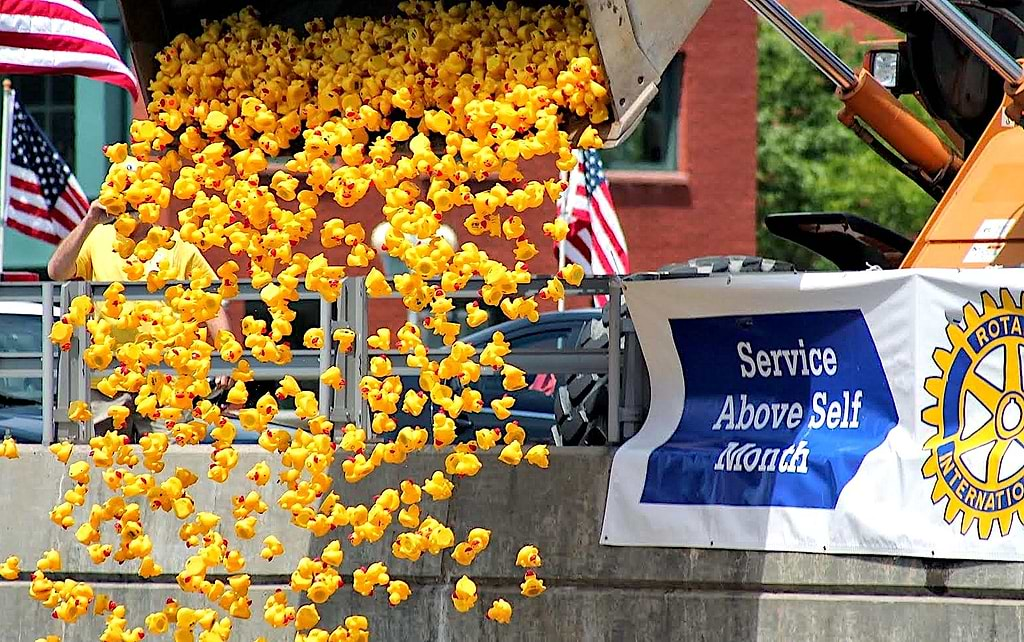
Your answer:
8;204;60;234
4;93;88;245
7;215;60;244
10;192;75;231
11;174;41;196
0;46;134;79
596;183;626;243
0;9;123;49
0;27;124;61
0;0;140;98
9;184;46;210
555;149;629;307
592;191;628;268
3;0;98;28
54;192;84;225
9;163;36;183
9;0;96;22
590;221;626;273
65;174;87;210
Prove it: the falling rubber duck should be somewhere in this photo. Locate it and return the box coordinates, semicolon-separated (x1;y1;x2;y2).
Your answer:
486;598;513;624
451;575;478;612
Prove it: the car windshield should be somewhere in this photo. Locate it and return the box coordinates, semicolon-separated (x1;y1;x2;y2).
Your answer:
0;313;44;405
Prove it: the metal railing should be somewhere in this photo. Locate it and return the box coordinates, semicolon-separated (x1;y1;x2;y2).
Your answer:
332;275;623;441
0;276;626;445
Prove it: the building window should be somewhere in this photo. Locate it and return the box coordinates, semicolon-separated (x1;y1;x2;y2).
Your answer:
602;53;684;171
8;76;76;169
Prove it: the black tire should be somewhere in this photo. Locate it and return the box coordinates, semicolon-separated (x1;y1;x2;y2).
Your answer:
554;255;794;446
554;318;612;445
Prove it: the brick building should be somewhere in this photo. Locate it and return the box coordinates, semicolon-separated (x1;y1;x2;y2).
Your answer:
5;0;760;273
784;0;892;38
3;0;889;332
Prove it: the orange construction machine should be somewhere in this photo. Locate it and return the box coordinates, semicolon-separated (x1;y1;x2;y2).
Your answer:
753;0;1024;270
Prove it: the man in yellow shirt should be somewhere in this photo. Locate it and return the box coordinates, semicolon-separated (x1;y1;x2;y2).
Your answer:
48;201;221;286
47;200;231;437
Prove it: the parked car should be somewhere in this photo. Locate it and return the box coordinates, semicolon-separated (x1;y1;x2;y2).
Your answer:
392;309;603;444
245;309;602;445
0;302;52;442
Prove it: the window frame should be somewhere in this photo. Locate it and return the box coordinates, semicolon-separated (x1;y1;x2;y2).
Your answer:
602;52;685;173
9;76;77;170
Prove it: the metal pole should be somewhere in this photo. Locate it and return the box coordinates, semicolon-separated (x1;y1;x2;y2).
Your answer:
75;282;91;443
0;81;15;274
919;0;1024;85
745;0;858;91
318;296;332;417
41;281;54;444
355;278;370;438
607;279;622;445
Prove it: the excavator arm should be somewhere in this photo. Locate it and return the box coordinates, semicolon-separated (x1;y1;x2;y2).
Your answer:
755;0;1024;269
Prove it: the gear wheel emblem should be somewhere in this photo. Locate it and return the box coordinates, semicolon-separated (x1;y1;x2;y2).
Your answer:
923;289;1024;539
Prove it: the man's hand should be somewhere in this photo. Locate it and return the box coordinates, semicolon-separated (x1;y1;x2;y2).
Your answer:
211;375;232;393
84;200;114;226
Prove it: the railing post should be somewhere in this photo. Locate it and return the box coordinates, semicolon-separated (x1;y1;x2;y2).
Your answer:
331;280;349;425
607;278;622;445
55;281;89;442
353;278;370;438
318;296;332;417
334;278;369;433
621;320;646;441
77;283;94;442
41;282;55;445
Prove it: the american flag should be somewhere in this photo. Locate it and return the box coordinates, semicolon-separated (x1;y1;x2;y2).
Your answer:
3;94;88;244
558;149;630;306
0;0;140;99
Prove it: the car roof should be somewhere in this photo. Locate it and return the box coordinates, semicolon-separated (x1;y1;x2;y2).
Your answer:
0;302;56;316
461;308;602;345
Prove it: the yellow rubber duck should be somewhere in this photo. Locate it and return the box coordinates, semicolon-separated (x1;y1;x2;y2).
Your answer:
451;575;478;612
0;556;19;580
490;395;515;420
260;536;284;561
499;440;523;467
486;598;513;624
520;570;546;597
527;444;551;469
423;471;454;501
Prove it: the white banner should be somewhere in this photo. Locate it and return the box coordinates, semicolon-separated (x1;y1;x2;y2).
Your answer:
602;269;1024;560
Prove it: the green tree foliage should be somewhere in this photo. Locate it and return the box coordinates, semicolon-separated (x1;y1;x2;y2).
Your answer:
757;16;936;268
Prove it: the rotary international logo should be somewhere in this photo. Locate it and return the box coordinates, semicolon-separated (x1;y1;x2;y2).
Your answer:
922;289;1024;539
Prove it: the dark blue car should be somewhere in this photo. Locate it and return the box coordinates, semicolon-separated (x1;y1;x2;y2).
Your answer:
392;309;602;444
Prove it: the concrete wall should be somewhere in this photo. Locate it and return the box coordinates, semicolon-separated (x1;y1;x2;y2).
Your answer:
2;446;1024;641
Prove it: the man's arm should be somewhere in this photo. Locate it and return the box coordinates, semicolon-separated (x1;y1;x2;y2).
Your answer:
207;306;230;339
47;201;111;280
207;305;232;389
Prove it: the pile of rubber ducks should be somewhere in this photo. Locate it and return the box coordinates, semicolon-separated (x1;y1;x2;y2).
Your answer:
26;0;610;638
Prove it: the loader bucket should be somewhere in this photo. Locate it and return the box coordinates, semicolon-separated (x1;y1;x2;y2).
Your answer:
116;0;710;148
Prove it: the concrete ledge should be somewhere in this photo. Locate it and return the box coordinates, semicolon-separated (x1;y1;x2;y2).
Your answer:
4;446;1024;640
5;583;1024;642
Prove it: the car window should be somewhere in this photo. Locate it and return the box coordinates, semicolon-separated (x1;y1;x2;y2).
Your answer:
0;314;43;404
507;329;572;351
476;328;571;402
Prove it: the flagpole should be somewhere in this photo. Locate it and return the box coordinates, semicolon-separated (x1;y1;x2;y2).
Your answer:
556;166;568;312
0;80;13;274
